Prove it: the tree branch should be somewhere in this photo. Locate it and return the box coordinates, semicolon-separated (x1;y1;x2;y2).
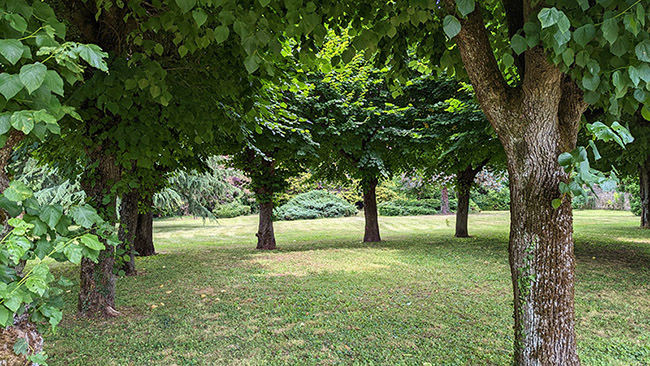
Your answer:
442;0;511;125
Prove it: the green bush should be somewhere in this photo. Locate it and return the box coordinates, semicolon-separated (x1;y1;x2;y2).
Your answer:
471;187;510;211
213;202;251;218
275;190;357;220
378;199;440;216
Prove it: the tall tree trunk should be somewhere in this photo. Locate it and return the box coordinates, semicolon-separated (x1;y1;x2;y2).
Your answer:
640;155;650;229
455;163;485;238
118;190;139;275
362;178;381;242
440;186;451;214
444;3;588;363
256;201;276;250
78;152;121;318
134;194;156;256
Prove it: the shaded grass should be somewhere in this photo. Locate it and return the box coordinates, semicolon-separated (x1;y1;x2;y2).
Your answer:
44;210;650;365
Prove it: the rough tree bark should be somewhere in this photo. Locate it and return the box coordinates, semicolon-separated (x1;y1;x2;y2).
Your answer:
362;178;381;242
134;201;156;256
78;152;121;318
118;190;139;275
440;186;451;214
445;2;588;364
640;154;650;229
455;163;485;238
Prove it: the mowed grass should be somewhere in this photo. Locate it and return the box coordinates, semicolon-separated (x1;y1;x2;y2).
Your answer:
44;210;650;365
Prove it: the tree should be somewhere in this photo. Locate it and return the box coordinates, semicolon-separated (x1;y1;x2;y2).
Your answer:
230;103;317;250
292;39;426;242
396;77;506;237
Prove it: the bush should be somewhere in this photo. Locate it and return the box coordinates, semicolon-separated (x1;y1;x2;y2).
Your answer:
275;190;357;220
213;202;251;218
378;199;440;216
471;187;510;211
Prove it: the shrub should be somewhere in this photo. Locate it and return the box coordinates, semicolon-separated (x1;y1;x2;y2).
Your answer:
471;187;510;211
275;190;357;220
213;202;251;218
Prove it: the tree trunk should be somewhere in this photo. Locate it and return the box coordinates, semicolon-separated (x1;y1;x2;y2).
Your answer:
640;155;650;229
440;186;451;214
134;194;156;256
118;190;139;275
444;3;588;362
455;163;486;238
78;152;121;318
256;201;276;250
362;178;381;242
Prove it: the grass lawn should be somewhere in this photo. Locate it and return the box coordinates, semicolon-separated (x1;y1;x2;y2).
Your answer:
44;210;650;365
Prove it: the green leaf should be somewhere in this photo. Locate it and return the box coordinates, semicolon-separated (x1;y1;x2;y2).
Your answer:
175;0;196;13
573;24;595;47
562;48;574;66
4;294;21;312
502;53;514;67
551;198;562;209
642;105;650;121
511;34;528;55
70;204;102;228
39;204;63;229
43;70;64;96
538;7;561;29
7;14;27;33
0;113;11;135
178;45;188;58
13;338;28;355
588;140;601;160
558;152;573;167
19;63;47;94
456;0;475;17
76;44;108;72
0;305;10;327
63;243;82;265
582;73;600;91
0;73;24;100
154;43;163;56
259;0;271;6
10;110;34;134
79;234;104;251
215;26;230;43
601;18;618;45
244;55;259;73
635;40;650;62
443;15;461;39
0;39;24;65
192;9;208;27
4;181;33;202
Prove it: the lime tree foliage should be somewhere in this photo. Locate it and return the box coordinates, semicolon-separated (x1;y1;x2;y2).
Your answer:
274;190;356;220
585;110;650;227
394;77;505;237
290;37;427;243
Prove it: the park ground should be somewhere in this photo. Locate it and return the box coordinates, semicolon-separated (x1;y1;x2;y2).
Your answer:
45;211;650;365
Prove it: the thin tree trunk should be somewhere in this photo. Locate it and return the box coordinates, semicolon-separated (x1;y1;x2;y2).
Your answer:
640;155;650;229
440;186;451;214
256;201;276;250
134;194;156;256
78;152;121;318
362;178;381;242
118;190;139;275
